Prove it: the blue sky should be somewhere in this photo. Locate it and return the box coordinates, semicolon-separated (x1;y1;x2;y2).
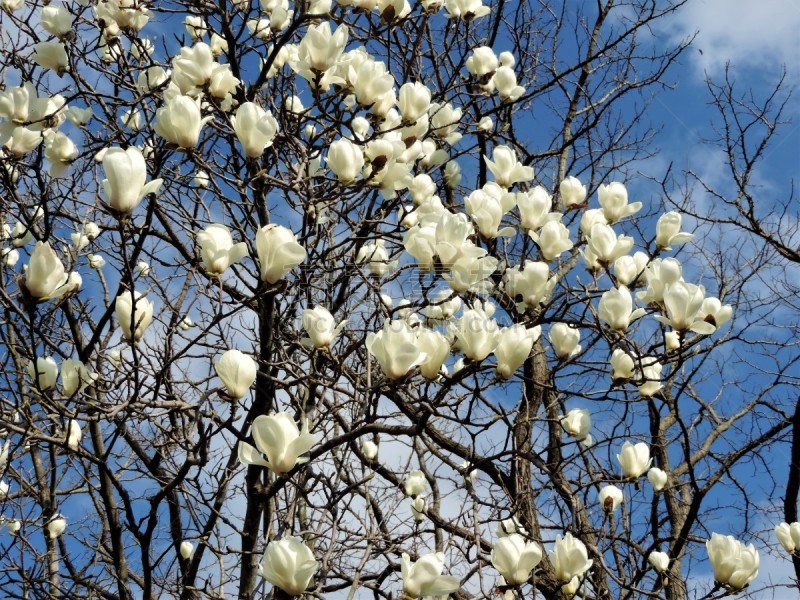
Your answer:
650;0;799;197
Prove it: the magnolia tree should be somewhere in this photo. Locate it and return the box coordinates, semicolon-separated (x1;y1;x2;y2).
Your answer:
0;0;796;598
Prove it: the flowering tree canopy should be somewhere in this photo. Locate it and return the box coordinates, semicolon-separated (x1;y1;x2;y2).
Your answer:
0;0;797;598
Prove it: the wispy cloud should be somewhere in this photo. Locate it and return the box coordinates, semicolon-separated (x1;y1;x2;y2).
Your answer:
662;0;800;81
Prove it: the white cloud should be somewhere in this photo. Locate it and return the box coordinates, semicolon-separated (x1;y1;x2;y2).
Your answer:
664;0;800;80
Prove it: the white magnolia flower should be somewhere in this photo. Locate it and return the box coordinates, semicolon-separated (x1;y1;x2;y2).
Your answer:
214;350;257;399
197;224;248;276
649;551;670;574
491;533;543;585
657;282;716;335
656;211;694;250
46;515;67;539
356;239;392;276
232;102;279;158
549;533;593;582
559;176;587;209
416;328;450;380
775;522;800;554
66;419;82;451
430;102;462;145
401;552;460;598
598;285;646;331
61;359;97;396
613;252;649;287
255;224;306;284
597;182;642;223
22;241;80;301
465;183;517;239
302;306;346;349
44;131;78;176
648;467;668;491
530;220;574;261
260;537;319;595
636;258;683;305
503;261;556;312
561;409;591;441
549;323;581;360
466;46;498;78
399;82;432;123
327;138;364;183
443;246;498;293
484;145;533;188
598;485;623;512
617;441;652;479
494;66;525;101
494;325;539;378
366;320;426;379
360;439;379;461
238;412;317;474
450;303;500;361
115;291;155;342
517;186;560;231
32;42;70;75
154;95;212;149
637;356;663;397
610;349;636;383
101;147;163;215
27;356;58;391
179;541;194;560
706;533;759;590
444;0;490;19
404;470;427;497
41;6;73;38
411;496;427;521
